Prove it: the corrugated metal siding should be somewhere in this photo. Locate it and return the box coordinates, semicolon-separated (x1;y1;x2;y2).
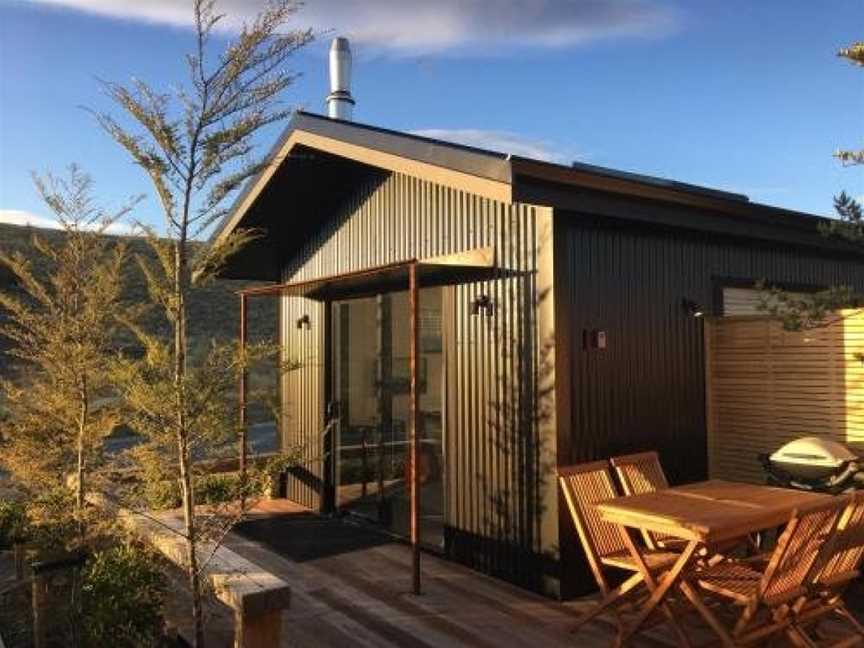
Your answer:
556;214;864;596
280;296;326;508
280;172;554;591
559;215;864;484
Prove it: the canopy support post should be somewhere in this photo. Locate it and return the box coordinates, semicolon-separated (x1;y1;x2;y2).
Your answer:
239;292;249;509
409;262;421;595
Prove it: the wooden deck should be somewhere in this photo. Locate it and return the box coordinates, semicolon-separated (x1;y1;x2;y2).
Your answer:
169;499;862;647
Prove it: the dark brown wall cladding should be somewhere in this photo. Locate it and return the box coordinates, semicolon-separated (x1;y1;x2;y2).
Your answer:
557;215;864;479
554;211;864;596
279;171;559;595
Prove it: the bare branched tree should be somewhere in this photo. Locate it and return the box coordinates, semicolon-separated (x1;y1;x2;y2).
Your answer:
92;1;312;643
0;165;139;538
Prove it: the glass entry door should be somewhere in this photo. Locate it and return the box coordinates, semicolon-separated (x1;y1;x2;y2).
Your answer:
332;287;444;549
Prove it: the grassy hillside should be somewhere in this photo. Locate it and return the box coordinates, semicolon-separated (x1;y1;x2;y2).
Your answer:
0;222;278;369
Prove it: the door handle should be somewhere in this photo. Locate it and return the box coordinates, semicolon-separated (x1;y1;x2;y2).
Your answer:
326;400;340;421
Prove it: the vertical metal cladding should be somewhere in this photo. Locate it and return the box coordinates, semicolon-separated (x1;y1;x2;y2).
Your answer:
556;214;864;597
280;295;326;508
559;215;864;485
280;172;551;590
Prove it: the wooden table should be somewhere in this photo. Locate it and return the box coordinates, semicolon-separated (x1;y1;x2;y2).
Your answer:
596;480;831;646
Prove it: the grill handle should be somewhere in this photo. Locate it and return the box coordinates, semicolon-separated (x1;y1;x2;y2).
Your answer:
825;460;860;489
758;453;861;494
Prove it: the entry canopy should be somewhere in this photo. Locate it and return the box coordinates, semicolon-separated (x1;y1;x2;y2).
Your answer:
238;247;504;301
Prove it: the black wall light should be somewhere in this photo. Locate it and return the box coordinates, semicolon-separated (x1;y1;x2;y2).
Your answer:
471;294;494;316
296;314;311;329
682;298;705;318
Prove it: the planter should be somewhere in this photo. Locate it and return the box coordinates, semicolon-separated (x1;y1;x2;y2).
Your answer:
0;542;28;581
30;551;86;648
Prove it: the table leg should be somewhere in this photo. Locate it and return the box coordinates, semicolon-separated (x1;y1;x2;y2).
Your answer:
617;527;699;647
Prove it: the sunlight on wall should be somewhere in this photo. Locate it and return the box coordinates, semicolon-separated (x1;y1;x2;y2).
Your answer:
706;310;864;483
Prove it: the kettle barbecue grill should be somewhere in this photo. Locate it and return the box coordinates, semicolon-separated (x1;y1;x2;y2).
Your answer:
759;436;864;494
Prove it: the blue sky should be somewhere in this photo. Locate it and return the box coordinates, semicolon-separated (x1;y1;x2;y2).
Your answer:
0;0;862;235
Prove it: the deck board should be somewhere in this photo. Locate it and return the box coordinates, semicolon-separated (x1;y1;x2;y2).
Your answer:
161;498;863;647
222;500;713;647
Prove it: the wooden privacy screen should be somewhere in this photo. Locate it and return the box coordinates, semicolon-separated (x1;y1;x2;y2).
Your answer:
705;311;864;483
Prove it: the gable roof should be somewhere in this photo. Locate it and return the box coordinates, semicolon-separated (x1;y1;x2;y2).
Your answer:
212;111;512;250
211;111;858;280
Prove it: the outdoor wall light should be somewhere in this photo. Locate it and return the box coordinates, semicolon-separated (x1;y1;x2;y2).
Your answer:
682;298;705;318
296;314;311;330
471;294;494;317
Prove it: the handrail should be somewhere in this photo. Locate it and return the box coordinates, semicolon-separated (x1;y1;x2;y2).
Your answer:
339;439;441;452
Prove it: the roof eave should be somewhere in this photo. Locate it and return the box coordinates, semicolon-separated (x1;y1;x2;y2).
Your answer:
209;112;515;252
208;111;858;277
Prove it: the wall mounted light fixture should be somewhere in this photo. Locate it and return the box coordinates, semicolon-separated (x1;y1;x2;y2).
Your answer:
470;294;494;317
682;298;705;318
296;314;311;330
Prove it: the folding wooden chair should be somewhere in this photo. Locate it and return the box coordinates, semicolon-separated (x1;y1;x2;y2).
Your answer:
610;452;677;550
558;461;682;636
789;491;864;647
611;451;669;495
612;451;754;559
678;496;848;647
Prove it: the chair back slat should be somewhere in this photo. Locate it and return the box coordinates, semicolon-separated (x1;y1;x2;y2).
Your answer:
611;452;669;496
559;462;628;563
760;497;847;602
812;491;864;587
611;452;672;549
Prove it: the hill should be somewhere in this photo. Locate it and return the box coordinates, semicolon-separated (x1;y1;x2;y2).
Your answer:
0;222;278;368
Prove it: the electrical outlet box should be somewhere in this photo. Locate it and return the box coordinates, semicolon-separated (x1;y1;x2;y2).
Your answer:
583;329;608;350
595;330;607;350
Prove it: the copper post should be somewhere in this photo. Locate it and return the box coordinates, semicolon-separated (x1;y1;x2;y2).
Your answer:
239;293;249;509
409;263;421;595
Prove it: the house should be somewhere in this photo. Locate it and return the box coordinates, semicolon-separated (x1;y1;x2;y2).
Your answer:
208;42;864;599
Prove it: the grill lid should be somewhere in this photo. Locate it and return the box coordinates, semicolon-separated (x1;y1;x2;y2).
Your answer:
769;436;857;469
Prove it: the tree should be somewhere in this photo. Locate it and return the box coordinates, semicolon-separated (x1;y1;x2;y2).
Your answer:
0;165;137;537
759;41;864;329
92;1;312;644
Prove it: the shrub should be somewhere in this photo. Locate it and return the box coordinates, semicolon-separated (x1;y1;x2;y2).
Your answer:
196;473;239;505
143;473;244;509
81;543;166;647
0;499;27;547
127;443;181;511
144;479;182;511
26;487;79;556
142;468;289;510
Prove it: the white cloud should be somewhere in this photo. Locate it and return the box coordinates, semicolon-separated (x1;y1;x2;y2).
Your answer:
409;128;583;164
26;0;679;54
0;209;140;236
0;209;64;230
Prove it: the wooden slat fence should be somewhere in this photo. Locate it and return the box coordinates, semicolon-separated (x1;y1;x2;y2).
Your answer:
705;311;864;483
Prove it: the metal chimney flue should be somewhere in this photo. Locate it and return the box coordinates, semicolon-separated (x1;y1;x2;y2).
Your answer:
326;37;354;120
